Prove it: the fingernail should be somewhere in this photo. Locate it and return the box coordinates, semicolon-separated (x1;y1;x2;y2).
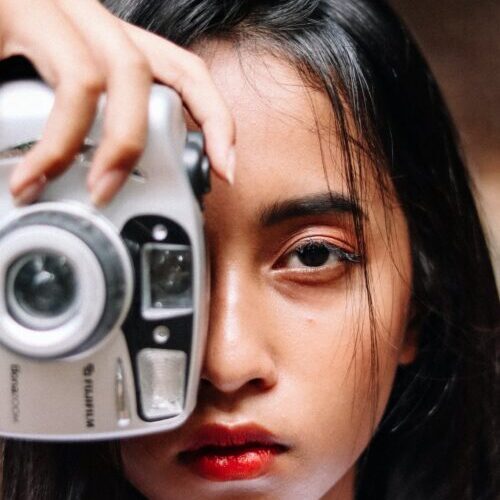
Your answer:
90;170;128;207
13;177;46;206
225;147;236;185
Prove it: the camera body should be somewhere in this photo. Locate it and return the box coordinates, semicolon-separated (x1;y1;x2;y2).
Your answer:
0;81;209;440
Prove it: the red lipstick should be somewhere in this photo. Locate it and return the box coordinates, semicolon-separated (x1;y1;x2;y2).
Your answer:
178;424;287;481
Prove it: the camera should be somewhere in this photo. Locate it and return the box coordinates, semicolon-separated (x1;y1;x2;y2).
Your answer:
0;81;209;440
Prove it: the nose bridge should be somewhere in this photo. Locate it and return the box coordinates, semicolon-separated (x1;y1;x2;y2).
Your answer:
202;259;277;393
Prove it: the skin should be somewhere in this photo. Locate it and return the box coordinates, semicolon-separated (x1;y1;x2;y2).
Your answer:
121;43;417;500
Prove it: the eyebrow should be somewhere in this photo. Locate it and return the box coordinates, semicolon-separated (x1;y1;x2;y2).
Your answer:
259;192;365;227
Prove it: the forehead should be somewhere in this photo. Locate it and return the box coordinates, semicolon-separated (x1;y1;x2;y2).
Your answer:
195;42;390;229
200;42;344;188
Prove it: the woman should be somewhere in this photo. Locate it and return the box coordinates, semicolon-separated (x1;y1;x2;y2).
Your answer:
1;0;498;499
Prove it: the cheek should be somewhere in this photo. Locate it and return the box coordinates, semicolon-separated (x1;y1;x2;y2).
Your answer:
274;276;408;478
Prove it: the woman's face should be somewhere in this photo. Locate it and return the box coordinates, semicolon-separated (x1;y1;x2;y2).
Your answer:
122;43;415;500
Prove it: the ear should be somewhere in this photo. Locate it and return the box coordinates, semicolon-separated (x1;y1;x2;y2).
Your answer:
398;310;419;365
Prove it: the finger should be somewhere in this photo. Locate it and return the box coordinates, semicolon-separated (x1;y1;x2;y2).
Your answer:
10;74;103;194
121;22;236;184
85;51;151;206
58;0;152;205
4;1;104;198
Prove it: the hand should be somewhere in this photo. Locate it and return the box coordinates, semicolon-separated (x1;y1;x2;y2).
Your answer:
0;0;236;206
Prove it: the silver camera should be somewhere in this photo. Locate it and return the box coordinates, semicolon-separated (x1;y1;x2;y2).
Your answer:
0;81;209;440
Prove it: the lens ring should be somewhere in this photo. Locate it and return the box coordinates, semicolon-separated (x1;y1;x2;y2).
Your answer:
0;206;132;358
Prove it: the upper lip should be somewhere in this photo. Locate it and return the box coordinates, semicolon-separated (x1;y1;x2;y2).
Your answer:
181;423;288;454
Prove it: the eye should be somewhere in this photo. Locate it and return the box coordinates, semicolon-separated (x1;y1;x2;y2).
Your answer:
279;239;361;271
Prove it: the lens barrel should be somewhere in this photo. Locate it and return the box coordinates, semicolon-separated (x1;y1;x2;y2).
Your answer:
0;204;133;359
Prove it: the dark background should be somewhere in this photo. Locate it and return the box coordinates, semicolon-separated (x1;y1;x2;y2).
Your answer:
390;0;500;284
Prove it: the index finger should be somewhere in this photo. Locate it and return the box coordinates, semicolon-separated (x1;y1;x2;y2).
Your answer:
121;22;236;184
4;1;105;198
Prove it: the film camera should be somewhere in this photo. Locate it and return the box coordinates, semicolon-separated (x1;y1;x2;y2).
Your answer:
0;81;209;440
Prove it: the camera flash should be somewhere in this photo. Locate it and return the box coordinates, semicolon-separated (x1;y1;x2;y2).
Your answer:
137;348;186;421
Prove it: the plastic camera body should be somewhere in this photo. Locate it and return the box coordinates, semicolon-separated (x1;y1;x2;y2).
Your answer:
0;81;209;440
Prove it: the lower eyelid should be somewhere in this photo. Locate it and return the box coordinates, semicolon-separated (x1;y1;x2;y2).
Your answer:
271;265;349;286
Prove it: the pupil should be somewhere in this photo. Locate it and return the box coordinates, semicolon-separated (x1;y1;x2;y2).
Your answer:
297;243;330;267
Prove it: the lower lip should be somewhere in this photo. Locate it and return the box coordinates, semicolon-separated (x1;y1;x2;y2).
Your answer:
182;446;280;481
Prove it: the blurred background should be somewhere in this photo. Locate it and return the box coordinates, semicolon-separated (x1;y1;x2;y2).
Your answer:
389;0;500;285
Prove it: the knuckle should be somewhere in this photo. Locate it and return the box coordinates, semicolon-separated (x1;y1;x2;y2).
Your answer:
63;67;104;98
79;69;105;96
38;144;71;169
109;134;144;161
117;52;151;80
184;53;209;83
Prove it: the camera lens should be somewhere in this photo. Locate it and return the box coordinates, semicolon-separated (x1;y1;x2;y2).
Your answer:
8;252;77;320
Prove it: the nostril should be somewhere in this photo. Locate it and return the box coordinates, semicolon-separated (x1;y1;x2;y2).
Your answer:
197;373;275;401
198;378;213;394
250;378;265;389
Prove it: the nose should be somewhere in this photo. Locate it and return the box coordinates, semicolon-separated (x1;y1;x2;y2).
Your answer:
201;266;278;395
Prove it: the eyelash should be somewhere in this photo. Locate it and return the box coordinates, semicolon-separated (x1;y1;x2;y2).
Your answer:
272;238;361;284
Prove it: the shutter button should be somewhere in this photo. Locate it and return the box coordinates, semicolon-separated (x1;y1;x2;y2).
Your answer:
183;132;211;205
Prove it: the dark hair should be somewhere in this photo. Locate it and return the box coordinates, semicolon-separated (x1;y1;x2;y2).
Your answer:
2;1;498;499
